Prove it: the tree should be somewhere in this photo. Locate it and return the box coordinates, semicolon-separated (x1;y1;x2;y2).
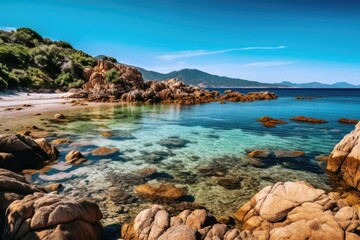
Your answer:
106;68;122;84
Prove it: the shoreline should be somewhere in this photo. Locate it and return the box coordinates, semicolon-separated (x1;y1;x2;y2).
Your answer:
0;92;124;134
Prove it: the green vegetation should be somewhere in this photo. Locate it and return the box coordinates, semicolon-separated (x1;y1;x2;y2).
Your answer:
106;68;123;84
0;28;98;91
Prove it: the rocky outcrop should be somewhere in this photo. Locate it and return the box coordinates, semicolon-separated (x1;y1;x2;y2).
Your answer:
234;181;360;239
91;146;119;157
3;192;103;240
123;182;360;240
247;149;305;159
257;116;286;127
71;60;278;104
339;118;359;124
290;115;328;123
0;134;59;171
327;123;360;190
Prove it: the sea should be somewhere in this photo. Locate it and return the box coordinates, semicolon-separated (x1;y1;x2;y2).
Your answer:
30;88;360;231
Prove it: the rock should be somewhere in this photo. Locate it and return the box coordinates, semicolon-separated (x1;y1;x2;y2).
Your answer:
136;167;157;178
339;118;359;124
135;183;187;200
257;116;286;127
54;113;66;119
65;150;87;165
158;137;189;149
91;147;119;157
327;123;360;190
247;149;305;160
315;154;329;161
44;183;62;192
215;175;240;189
234;181;329;228
0;134;59;171
100;131;114;137
3;192;103;240
51;138;72;145
290;115;327;123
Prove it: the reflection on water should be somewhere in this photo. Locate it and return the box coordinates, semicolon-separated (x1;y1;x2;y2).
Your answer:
31;94;360;227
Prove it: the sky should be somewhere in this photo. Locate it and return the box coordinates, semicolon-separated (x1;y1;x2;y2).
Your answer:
1;0;360;84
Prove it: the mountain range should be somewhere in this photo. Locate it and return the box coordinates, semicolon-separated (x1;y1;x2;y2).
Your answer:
136;66;359;88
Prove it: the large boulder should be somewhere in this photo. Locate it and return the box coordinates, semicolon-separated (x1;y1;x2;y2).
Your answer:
0;134;59;171
2;192;103;240
327;123;360;190
0;168;46;235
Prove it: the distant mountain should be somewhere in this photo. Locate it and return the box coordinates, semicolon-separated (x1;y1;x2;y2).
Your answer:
137;67;283;88
281;81;360;88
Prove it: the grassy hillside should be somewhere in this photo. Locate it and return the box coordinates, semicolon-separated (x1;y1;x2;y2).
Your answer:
138;67;283;88
0;28;96;91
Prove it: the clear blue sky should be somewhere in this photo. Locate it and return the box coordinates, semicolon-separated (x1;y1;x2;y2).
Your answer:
1;0;359;84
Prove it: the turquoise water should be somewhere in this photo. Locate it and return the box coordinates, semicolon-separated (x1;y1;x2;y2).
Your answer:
32;89;360;226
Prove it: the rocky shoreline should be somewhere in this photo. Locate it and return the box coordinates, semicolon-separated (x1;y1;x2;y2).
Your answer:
68;60;278;104
1;115;360;239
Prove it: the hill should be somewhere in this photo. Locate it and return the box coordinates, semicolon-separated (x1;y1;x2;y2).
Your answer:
281;81;360;88
0;28;96;91
137;67;283;88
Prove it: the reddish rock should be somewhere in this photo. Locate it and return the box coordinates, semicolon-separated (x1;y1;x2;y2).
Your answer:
290;115;327;123
339;118;359;124
257;116;286;127
135;183;187;200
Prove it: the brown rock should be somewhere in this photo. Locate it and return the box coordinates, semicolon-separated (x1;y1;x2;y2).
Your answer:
0;134;59;171
44;183;62;192
65;150;87;165
135;183;187;200
327;123;360;191
247;149;305;159
51;138;72;145
257;116;286;128
339;118;359;124
100;131;113;137
91;147;119;157
290;115;327;123
3;192;102;240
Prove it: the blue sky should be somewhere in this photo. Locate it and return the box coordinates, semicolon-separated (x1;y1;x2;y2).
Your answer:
1;0;359;84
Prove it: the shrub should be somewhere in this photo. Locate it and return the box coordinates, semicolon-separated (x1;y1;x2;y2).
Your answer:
0;44;30;68
10;28;43;47
71;51;96;67
68;79;85;88
106;68;122;84
0;76;8;90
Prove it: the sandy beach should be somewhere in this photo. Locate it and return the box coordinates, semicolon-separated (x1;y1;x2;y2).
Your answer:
0;91;116;133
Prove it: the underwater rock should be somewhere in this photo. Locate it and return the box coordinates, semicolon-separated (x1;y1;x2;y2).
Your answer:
257;116;286;127
3;192;103;240
100;131;114;137
214;175;241;190
91;147;119;157
65;150;87;165
0;134;59;171
327;122;360;191
247;149;305;160
51;138;72;146
135;183;187;200
289;115;328;123
158;137;190;149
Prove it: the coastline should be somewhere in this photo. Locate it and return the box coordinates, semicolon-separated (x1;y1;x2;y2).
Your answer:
0;92;123;134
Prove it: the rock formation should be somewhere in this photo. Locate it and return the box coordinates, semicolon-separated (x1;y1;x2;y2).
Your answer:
3;192;103;240
290;115;328;123
257;116;286;127
122;182;360;240
70;60;278;104
0;134;59;171
327;122;360;190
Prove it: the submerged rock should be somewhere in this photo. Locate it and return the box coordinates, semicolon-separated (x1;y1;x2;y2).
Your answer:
158;137;190;149
91;147;119;157
290;115;328;123
0;134;59;171
135;183;187;200
327;122;360;190
54;113;66;119
247;149;305;159
51;138;72;145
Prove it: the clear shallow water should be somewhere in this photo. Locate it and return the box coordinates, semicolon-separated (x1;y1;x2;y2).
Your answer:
31;89;360;227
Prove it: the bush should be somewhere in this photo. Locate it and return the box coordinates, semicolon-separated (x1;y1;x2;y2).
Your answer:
68;79;85;88
55;72;72;87
106;68;122;84
102;56;117;63
10;28;43;47
0;44;30;68
0;76;8;90
71;51;96;67
54;40;73;49
9;69;32;87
